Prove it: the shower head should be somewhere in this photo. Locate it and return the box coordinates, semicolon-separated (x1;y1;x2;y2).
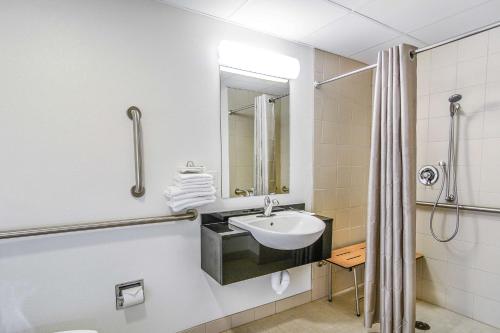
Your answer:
448;94;462;103
449;94;462;116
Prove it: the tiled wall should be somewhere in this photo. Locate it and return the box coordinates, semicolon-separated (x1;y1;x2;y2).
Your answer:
312;49;373;298
228;88;259;196
416;27;500;328
179;291;311;333
275;96;290;193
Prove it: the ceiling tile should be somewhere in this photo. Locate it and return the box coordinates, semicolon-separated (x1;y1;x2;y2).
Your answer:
326;0;375;10
302;13;399;58
228;0;349;40
157;0;248;18
350;35;426;64
356;0;491;33
410;1;500;44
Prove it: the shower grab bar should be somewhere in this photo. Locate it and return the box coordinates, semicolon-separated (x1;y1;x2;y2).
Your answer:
417;201;500;214
127;106;145;197
0;209;198;240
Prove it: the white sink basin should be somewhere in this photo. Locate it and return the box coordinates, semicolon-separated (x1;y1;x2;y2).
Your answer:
229;210;326;250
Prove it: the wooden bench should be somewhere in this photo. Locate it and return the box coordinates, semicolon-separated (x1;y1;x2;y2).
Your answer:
325;242;423;316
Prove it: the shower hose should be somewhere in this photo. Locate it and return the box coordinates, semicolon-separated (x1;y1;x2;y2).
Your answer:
429;163;460;242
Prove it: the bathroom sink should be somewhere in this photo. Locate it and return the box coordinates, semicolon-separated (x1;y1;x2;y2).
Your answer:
228;210;326;250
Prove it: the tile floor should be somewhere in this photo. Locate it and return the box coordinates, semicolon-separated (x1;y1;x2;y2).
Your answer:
224;291;500;332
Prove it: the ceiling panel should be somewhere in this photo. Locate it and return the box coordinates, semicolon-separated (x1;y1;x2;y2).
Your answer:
327;0;375;10
228;0;349;40
302;13;399;58
410;1;500;44
158;0;500;66
356;0;491;33
350;35;426;64
157;0;248;18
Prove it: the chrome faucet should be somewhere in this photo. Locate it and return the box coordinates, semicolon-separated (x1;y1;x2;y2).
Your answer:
263;195;279;217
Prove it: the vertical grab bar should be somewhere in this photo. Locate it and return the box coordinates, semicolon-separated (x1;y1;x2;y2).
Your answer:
127;106;145;197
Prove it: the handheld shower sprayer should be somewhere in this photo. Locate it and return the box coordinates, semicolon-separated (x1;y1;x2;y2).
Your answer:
449;94;461;118
420;94;462;242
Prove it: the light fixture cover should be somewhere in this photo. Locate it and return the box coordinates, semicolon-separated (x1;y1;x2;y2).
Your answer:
218;40;300;80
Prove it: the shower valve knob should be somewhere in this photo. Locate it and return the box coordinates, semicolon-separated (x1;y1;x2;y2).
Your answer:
418;165;439;186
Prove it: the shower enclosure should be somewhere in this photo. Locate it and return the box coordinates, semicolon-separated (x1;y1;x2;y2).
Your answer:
313;22;500;330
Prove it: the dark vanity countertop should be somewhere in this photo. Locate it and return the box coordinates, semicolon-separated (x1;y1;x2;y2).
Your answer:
201;203;306;225
201;203;333;239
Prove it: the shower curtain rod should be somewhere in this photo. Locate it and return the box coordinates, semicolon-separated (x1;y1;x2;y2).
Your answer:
314;21;500;88
229;94;289;114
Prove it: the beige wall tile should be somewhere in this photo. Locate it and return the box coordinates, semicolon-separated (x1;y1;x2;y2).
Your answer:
473;296;500;328
458;32;488;61
431;42;458;68
487;52;500;83
180;324;206;333
205;317;231;333
276;291;312;313
457;57;487;88
311;274;329;301
231;309;255;328
430;65;457;93
254;302;276;320
312;261;328;278
446;287;474;318
489;27;500;55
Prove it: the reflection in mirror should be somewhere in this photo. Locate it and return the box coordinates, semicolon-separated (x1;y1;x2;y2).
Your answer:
220;68;290;198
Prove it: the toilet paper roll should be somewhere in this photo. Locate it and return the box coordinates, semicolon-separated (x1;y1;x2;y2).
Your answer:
121;286;144;308
271;270;290;295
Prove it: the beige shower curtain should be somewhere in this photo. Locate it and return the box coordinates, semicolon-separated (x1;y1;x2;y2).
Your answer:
364;44;417;333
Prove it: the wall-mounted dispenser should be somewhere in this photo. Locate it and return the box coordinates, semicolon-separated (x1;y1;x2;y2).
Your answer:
115;279;145;310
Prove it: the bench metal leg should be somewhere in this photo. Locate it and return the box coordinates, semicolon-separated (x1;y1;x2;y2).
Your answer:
328;262;333;302
353;267;360;317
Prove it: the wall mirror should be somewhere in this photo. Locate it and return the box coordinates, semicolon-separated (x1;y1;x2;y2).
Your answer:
220;68;290;198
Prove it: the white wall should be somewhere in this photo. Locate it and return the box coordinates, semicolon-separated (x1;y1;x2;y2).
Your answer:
0;1;314;332
416;27;500;328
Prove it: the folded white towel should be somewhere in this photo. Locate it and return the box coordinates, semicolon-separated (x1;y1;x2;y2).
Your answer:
175;173;213;183
174;179;213;188
168;195;216;212
164;186;216;200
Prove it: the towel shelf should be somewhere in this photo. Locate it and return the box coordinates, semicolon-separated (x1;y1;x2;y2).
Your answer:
0;209;198;240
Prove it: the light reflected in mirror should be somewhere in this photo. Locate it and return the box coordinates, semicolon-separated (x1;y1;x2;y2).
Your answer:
220;67;290;198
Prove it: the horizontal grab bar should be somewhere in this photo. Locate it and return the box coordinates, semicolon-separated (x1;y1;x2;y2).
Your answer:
0;209;198;240
416;201;500;214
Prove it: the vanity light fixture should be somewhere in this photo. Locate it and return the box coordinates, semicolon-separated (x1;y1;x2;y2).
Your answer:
218;40;300;80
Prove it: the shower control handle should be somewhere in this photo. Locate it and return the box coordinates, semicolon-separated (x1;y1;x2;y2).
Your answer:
418;165;439;186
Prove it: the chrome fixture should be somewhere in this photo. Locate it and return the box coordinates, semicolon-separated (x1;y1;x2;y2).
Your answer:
268;94;289;103
427;94;461;243
228;104;254;115
115;279;144;310
234;188;254;197
128;106;145;197
0;210;198;240
418;165;439;186
228;94;288;115
314;21;500;88
262;195;279;217
444;94;461;202
417;201;500;214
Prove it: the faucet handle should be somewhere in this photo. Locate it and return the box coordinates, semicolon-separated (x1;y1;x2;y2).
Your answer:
264;195;271;206
272;199;279;206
